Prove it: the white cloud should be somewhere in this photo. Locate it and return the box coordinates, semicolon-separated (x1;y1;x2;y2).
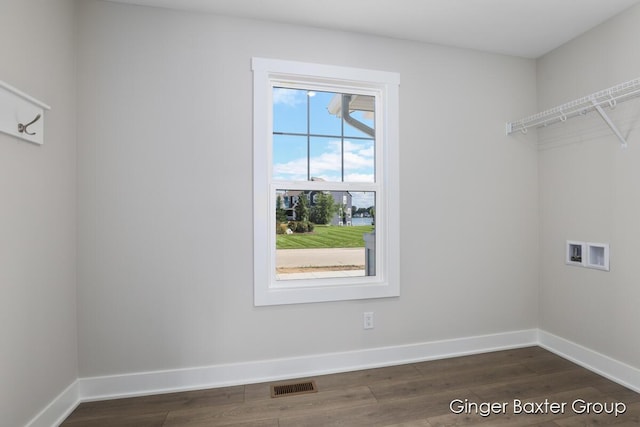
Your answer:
274;139;374;182
344;173;375;182
273;88;304;107
357;146;374;157
273;157;308;181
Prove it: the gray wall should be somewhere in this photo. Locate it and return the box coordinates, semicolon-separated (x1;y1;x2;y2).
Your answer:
538;4;640;369
0;1;77;426
76;0;539;377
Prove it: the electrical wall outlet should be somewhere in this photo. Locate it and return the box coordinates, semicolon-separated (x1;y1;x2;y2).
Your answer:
363;312;374;329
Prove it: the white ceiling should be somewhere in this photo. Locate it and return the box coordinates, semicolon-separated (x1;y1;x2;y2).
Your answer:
105;0;640;58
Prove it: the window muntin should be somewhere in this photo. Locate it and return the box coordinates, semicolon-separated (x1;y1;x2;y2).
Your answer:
273;88;375;183
253;58;399;306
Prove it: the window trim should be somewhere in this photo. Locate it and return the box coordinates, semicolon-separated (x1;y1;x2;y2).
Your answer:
252;57;400;306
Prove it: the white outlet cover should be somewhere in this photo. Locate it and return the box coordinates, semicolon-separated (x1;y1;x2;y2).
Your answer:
363;312;374;329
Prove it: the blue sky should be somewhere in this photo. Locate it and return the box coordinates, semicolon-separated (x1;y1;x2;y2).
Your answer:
272;88;376;209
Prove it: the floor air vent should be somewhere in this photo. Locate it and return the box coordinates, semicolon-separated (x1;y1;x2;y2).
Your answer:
271;380;318;398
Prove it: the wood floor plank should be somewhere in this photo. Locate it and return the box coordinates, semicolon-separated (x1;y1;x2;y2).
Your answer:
61;411;168;427
278;389;469;427
161;418;280;427
163;385;376;426
518;353;583;375
315;363;423;391
470;368;606;402
61;386;244;424
243;370;424;407
244;364;422;402
384;420;433;426
370;362;537;402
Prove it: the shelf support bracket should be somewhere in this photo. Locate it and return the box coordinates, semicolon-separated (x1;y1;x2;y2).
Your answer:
591;99;628;148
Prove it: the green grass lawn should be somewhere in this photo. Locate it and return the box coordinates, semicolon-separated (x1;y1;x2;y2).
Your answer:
276;225;374;249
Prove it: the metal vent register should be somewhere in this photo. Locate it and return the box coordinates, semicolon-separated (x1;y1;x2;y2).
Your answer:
270;380;318;398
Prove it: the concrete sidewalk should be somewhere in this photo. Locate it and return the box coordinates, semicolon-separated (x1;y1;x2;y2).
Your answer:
276;248;365;268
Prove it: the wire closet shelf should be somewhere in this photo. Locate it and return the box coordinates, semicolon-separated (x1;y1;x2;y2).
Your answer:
506;77;640;147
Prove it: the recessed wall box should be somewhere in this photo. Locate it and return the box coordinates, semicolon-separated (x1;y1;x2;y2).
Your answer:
566;241;586;267
586;242;610;271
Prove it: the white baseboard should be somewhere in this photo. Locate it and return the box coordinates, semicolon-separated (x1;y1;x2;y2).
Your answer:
25;381;79;427
538;329;640;393
28;328;640;426
78;328;538;402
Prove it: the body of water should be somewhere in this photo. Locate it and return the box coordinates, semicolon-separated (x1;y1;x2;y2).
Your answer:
351;217;373;226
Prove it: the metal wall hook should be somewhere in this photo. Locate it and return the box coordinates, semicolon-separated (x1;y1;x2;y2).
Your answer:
18;113;41;136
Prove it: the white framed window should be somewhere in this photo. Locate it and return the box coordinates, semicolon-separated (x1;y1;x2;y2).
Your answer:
252;57;400;306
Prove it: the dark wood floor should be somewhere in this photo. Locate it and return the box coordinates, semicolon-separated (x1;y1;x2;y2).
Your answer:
61;346;640;426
